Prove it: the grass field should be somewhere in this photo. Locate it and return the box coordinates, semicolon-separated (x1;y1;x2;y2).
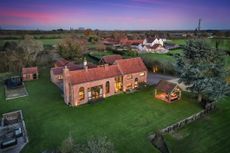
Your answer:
0;69;201;153
171;38;230;50
0;38;61;48
165;97;230;153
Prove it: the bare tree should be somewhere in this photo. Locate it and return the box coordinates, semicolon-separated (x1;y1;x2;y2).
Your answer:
18;35;43;66
95;41;106;51
58;35;87;62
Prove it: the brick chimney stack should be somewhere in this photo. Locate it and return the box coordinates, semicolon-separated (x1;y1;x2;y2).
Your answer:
104;64;109;70
63;66;71;105
83;58;88;71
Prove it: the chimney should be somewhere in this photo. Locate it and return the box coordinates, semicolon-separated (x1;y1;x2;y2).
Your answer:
104;64;109;70
83;57;88;71
63;66;70;77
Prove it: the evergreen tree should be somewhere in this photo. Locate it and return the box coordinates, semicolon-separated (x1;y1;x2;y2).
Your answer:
176;40;229;102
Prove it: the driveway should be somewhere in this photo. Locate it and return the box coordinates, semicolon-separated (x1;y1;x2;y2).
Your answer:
147;72;176;85
147;72;190;91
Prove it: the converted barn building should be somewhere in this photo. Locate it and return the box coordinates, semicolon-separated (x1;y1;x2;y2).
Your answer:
62;57;148;106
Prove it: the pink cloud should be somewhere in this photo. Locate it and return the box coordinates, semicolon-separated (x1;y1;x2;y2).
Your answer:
0;8;91;26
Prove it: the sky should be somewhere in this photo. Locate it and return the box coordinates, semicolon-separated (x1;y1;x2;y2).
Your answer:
0;0;230;30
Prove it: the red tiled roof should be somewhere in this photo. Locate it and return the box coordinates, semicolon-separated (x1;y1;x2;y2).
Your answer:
54;59;70;67
120;39;143;45
103;38;119;45
115;57;147;75
69;65;122;85
155;80;179;94
51;63;96;75
101;55;123;65
22;67;38;74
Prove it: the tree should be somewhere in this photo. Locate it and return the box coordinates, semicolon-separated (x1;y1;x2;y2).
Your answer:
58;135;116;153
111;32;126;42
84;29;94;37
176;40;229;102
58;35;87;61
59;134;76;153
85;136;116;153
0;36;43;72
18;35;43;66
95;41;106;51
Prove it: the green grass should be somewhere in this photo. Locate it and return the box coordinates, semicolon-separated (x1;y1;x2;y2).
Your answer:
89;50;114;59
140;53;176;64
171;39;186;45
171;38;230;50
164;97;230;153
0;38;61;48
0;69;201;153
39;39;61;46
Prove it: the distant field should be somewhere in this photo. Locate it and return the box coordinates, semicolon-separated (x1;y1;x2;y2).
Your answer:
171;38;230;50
40;39;61;46
0;38;61;47
165;97;230;153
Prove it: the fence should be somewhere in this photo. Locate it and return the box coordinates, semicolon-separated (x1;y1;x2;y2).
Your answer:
149;102;216;153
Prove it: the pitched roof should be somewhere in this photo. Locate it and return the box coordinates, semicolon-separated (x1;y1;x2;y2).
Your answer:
101;55;123;65
51;63;96;75
69;65;122;85
22;67;38;74
115;57;147;75
155;80;179;94
54;59;70;67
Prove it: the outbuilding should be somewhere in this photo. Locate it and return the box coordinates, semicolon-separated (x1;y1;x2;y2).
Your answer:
22;67;38;81
154;80;181;103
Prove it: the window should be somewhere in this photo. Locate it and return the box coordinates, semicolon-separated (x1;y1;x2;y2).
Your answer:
115;76;123;92
79;87;85;101
134;78;138;88
106;81;110;94
57;75;63;80
126;83;132;90
26;74;30;79
140;72;145;76
126;75;132;80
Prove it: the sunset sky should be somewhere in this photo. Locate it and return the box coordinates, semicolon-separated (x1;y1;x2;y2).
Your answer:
1;0;230;30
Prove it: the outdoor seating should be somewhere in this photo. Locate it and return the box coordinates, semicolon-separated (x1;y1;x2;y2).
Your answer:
1;137;17;149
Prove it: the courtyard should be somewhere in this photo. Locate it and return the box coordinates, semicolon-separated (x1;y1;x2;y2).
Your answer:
0;69;202;153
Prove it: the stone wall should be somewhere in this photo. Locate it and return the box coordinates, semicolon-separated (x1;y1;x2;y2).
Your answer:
149;102;216;153
160;103;215;134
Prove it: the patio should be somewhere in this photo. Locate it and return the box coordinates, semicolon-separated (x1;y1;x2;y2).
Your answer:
0;110;29;153
5;83;28;101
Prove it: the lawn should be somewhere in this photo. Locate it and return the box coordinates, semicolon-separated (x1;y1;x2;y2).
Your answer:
88;50;114;60
0;69;201;153
140;53;176;63
164;97;230;153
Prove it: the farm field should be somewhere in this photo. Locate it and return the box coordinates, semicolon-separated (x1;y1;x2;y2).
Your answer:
165;97;230;153
0;38;61;48
0;69;201;153
171;38;230;50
